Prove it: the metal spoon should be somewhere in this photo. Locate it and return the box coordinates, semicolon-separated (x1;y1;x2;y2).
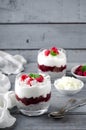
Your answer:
55;98;77;114
48;99;86;119
48;98;77;118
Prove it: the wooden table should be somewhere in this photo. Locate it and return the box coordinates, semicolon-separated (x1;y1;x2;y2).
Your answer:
2;63;85;130
0;0;86;129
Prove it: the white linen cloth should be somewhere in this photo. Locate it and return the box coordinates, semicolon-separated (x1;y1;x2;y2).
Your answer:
0;72;11;93
0;94;16;128
0;51;27;128
4;91;17;109
0;51;27;75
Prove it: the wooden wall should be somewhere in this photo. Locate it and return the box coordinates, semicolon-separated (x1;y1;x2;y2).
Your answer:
0;0;86;63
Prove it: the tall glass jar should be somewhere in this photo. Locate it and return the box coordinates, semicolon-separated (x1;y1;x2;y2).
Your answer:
37;47;67;82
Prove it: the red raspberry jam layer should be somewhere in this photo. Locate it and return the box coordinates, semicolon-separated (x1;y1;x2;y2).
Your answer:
38;64;66;72
15;93;51;106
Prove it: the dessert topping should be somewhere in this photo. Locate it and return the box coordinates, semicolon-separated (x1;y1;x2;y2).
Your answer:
29;73;44;82
27;78;33;86
75;65;86;76
44;50;50;56
36;75;44;82
44;47;59;56
21;74;28;81
20;73;44;86
51;47;59;56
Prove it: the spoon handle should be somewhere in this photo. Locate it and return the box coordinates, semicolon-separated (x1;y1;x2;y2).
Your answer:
65;99;86;112
59;98;77;113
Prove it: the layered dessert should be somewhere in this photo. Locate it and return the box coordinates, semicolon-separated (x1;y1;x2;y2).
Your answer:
15;73;51;116
37;47;67;80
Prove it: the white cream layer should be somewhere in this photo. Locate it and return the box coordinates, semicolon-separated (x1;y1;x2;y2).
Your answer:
15;75;51;99
38;49;66;67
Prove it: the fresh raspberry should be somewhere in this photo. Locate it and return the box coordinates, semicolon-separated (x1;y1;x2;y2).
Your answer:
77;71;83;76
83;71;86;76
27;78;33;86
75;65;82;74
74;65;86;76
36;75;44;82
78;65;82;70
44;50;50;56
21;74;28;81
51;47;59;54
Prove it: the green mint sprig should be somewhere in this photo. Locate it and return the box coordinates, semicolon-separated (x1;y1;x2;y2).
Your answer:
50;51;57;56
29;73;40;78
82;65;86;72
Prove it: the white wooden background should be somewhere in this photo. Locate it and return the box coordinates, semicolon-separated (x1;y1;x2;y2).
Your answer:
0;0;86;130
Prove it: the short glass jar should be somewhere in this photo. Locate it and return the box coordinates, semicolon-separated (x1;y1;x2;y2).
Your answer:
15;73;51;116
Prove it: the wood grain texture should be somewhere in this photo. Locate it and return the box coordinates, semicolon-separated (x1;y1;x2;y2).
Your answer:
0;0;86;129
0;0;86;23
0;24;86;49
2;49;86;63
4;115;86;130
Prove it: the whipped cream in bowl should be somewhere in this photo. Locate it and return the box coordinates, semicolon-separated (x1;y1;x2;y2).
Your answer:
54;76;84;95
15;73;51;116
37;47;67;82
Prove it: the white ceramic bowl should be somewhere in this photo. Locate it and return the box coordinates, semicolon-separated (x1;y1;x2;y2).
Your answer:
71;65;86;82
54;77;84;95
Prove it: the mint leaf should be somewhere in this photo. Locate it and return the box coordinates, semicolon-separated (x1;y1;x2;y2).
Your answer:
29;73;34;77
34;74;40;78
29;73;40;78
50;51;57;56
82;65;86;72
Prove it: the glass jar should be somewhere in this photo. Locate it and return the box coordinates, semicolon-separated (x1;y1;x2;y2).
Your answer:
15;73;51;116
37;47;67;82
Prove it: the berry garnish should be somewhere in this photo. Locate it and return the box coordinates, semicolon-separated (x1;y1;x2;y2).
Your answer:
74;65;86;76
51;47;59;56
36;75;44;82
51;47;58;53
82;65;86;72
44;47;59;56
29;73;40;78
77;71;83;76
21;74;28;81
83;71;86;76
27;78;33;86
44;50;50;56
29;73;44;82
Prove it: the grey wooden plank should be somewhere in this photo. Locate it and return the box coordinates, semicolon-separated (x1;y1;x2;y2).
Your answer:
80;0;86;22
2;49;86;63
3;114;86;130
0;24;86;49
0;0;86;23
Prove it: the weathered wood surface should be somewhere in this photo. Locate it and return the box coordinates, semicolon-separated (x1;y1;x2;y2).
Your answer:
0;24;86;49
5;115;86;130
0;0;86;129
2;64;86;130
2;49;86;63
2;62;86;130
0;0;86;23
